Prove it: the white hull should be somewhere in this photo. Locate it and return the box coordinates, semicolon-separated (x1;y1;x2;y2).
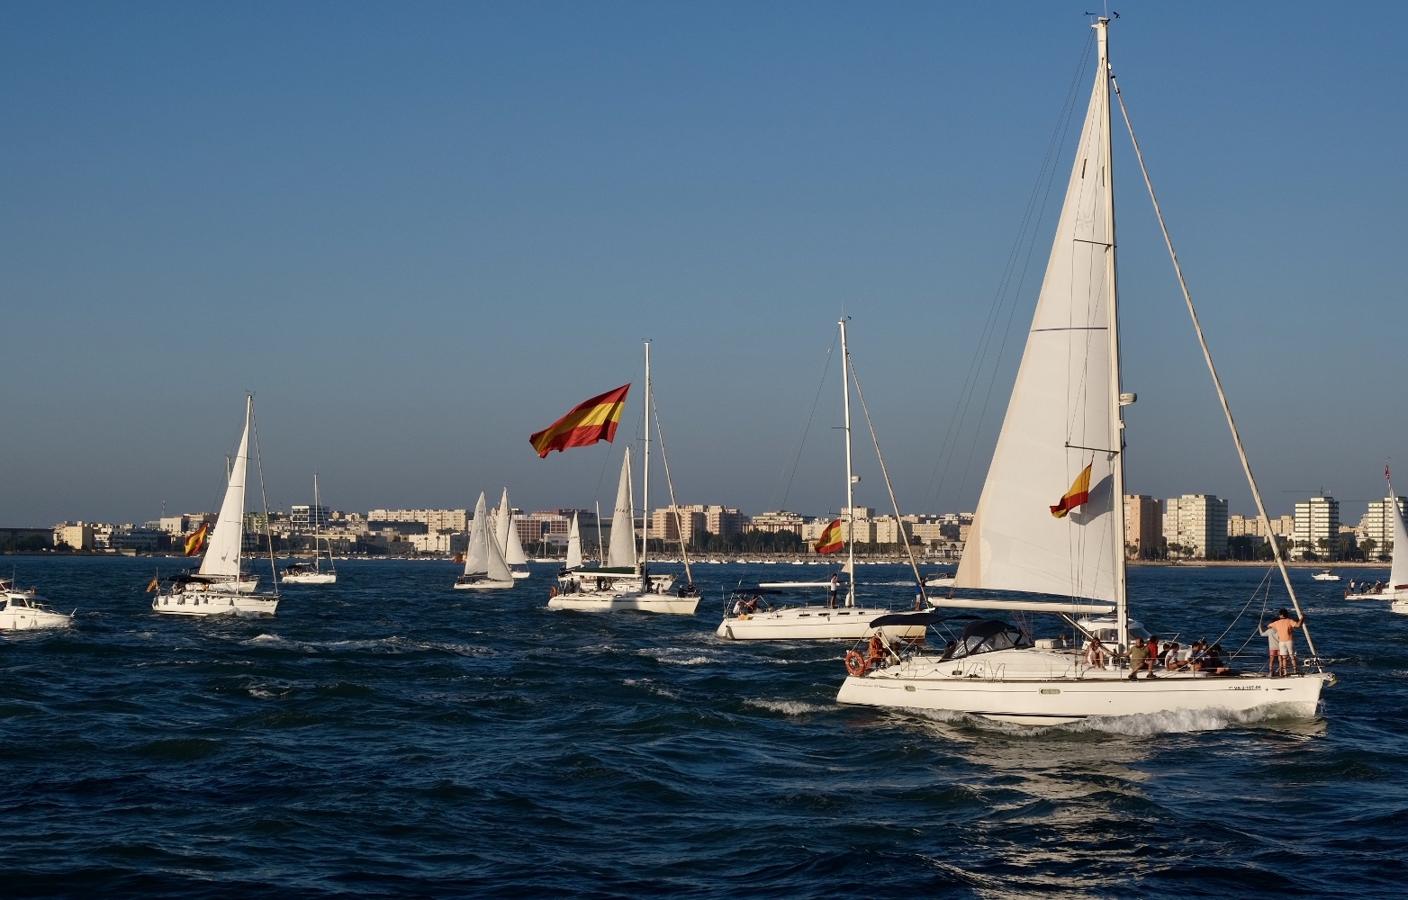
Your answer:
1393;599;1408;615
0;590;73;631
924;575;955;588
453;577;515;591
1344;588;1406;601
281;572;336;585
547;592;699;615
152;591;279;616
716;606;926;641
557;571;676;595
1311;574;1340;582
836;647;1329;725
511;569;531;580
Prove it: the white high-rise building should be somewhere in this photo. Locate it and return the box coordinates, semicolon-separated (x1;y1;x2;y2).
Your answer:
1293;495;1340;559
1162;494;1228;559
1355;496;1407;559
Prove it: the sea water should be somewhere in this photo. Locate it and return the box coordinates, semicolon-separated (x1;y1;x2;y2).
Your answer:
1;557;1404;897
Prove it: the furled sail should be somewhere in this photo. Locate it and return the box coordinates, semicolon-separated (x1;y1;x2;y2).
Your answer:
955;51;1122;603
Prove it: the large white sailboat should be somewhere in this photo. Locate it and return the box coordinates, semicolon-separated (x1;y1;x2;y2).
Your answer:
492;488;532;580
549;342;696;614
1346;472;1408;606
716;318;925;641
454;492;516;590
283;473;337;584
1;578;74;631
837;18;1331;724
153;395;280;616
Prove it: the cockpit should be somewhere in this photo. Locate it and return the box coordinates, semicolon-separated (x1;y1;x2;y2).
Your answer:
938;619;1033;661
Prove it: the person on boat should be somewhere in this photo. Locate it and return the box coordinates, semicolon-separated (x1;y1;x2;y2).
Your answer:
1267;609;1306;676
1162;641;1189;671
864;634;886;669
640;565;650;593
1083;636;1107;669
1259;621;1280;675
732;597;746;617
1127;637;1148;680
828;573;840;609
1143;635;1161;676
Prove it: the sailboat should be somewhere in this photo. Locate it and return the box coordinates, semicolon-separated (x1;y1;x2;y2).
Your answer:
283;473;337;584
454;492;516;590
1346;472;1407;604
837;17;1331;724
153;394;280;616
492;488;532;580
716;318;926;641
549;342;696;614
1;577;74;631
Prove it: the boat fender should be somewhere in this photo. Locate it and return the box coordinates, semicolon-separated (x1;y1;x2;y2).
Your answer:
844;650;869;677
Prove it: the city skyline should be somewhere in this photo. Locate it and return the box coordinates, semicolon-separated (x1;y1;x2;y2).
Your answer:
5;3;1406;526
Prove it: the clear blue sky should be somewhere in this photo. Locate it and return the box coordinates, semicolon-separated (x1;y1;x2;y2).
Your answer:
4;1;1405;526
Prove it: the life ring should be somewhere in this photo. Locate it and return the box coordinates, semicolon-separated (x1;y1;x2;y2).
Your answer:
548;585;559;598
844;650;869;677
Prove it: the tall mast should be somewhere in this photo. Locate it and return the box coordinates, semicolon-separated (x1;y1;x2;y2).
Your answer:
640;340;651;570
1096;17;1130;651
840;317;856;608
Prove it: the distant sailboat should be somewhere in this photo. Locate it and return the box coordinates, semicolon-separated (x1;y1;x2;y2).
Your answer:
153;394;280;616
836;17;1330;723
549;342;696;614
454;492;515;590
283;473;337;584
493;488;531;580
1346;470;1407;605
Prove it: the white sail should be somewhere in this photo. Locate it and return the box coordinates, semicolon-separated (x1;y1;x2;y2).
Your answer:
607;448;637;569
495;489;512;555
464;492;490;576
566;513;583;570
954;53;1121;604
199;395;251;579
1390;488;1408;588
484;508;514;582
505;516;528;566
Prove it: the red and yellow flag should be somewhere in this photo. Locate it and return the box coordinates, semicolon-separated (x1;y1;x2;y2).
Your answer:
146;576;160;593
1050;464;1093;519
530;384;631;458
184;523;210;556
815;518;844;555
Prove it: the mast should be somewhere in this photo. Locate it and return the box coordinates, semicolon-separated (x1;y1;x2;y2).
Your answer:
1096;17;1130;652
312;472;322;573
594;501;604;564
640;340;651;572
840;317;857;608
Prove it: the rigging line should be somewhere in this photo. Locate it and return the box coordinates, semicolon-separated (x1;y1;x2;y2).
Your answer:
648;385;693;587
1111;72;1318;664
249;398;279;595
769;332;838;512
929;33;1095;514
845;355;952;640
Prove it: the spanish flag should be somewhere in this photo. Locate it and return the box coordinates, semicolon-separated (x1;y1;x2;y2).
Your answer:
1050;463;1093;519
184;523;210;556
146;576;160;593
815;518;844;555
530;384;631;458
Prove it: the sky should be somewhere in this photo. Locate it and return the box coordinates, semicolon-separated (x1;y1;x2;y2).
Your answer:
3;1;1405;527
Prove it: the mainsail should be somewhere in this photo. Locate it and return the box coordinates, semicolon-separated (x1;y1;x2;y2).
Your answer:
199;395;251;579
566;512;583;570
607;448;638;569
1390;486;1408;589
464;492;490;576
954;43;1122;604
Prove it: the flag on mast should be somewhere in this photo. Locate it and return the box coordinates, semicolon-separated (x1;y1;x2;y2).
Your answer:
1049;463;1093;519
530;384;631;458
815;518;844;555
183;522;210;556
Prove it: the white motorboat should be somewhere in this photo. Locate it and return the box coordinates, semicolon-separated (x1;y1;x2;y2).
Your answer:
717;319;920;641
1310;569;1339;582
492;488;532;580
454;492;516;590
0;580;74;631
153;394;280;617
283;473;337;584
837;18;1331;724
923;572;955;589
1346;476;1406;602
550;342;696;614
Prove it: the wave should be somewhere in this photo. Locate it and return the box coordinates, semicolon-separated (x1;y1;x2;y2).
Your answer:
743;698;832;716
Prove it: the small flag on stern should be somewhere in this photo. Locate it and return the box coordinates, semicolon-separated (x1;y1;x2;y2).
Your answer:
183;523;210;556
1050;463;1093;519
146;576;160;592
530;384;631;458
815;518;844;555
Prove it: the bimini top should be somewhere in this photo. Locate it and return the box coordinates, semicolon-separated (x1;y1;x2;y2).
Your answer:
939;620;1032;662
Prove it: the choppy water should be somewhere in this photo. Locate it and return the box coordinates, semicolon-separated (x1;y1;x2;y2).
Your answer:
2;556;1405;898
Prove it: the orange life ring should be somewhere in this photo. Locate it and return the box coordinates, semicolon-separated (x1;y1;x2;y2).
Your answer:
844;650;869;677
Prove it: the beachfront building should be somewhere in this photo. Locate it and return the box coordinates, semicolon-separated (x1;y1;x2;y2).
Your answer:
747;511;805;537
1124;495;1163;559
1162;494;1228;560
1293;495;1340;559
367;508;469;535
1355;496;1407;560
52;522;95;552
